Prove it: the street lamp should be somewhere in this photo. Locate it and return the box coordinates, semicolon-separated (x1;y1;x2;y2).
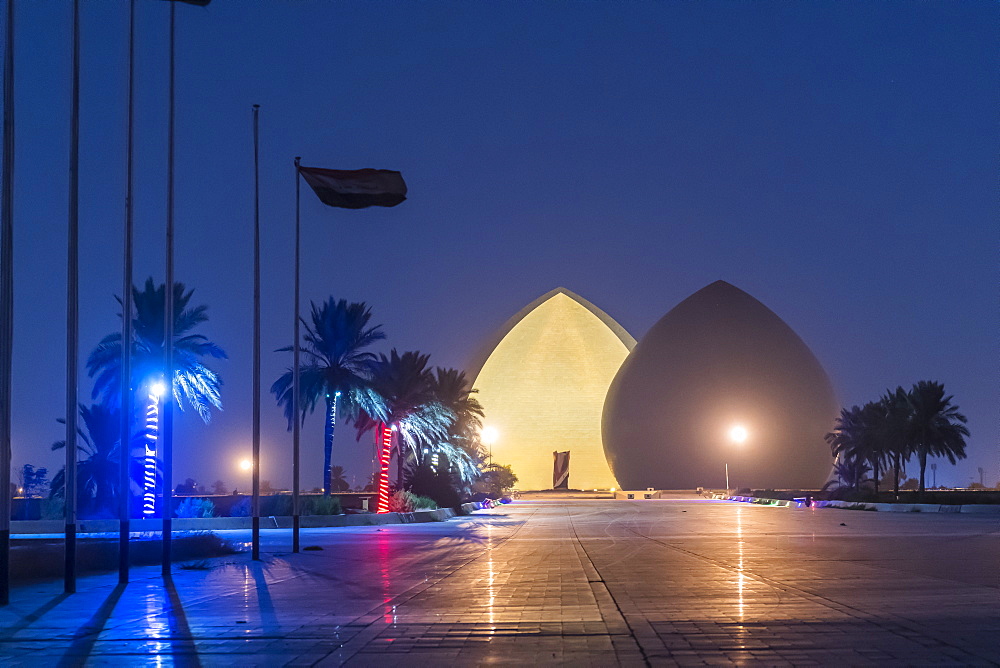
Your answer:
234;457;252;496
727;424;748;493
149;379;168;399
481;426;499;467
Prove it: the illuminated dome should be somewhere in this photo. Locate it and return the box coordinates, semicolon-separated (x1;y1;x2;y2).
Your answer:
602;281;838;490
471;288;633;490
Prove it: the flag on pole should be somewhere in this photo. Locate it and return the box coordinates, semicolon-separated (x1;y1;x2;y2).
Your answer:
298;166;407;209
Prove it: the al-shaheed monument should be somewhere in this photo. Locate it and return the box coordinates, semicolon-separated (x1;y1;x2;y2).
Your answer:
470;281;838;491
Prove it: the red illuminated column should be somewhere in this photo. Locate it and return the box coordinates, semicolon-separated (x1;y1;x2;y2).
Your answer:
376;424;393;513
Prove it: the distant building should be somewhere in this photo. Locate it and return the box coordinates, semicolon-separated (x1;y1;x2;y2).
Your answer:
470;288;633;491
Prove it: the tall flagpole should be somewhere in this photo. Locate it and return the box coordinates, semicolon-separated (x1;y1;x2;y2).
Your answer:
64;0;81;595
0;0;16;608
161;0;175;577
118;0;136;584
251;104;260;561
292;156;301;553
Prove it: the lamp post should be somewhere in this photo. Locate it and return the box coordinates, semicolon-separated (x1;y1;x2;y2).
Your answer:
481;426;498;468
236;457;252;496
727;424;748;493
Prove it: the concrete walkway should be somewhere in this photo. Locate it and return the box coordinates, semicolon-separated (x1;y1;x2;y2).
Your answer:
0;499;996;666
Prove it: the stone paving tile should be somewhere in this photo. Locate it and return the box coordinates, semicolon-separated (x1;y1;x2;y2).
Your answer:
0;499;998;666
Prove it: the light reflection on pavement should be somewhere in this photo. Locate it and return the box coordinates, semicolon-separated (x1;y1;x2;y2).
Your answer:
0;498;997;666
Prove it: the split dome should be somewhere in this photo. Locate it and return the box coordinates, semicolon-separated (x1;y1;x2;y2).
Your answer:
471;282;837;491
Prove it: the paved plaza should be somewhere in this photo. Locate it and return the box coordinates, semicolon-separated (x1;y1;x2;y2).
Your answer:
0;496;997;666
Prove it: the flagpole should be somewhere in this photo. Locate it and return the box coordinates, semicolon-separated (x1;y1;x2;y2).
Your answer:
161;0;175;578
118;0;136;584
0;0;16;608
64;0;81;595
292;156;301;553
251;104;260;561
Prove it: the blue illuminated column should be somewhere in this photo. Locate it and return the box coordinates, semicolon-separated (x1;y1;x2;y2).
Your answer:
143;380;167;515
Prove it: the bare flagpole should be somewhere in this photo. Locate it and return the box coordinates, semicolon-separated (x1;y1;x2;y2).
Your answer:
251;104;260;561
161;0;175;577
118;0;136;584
64;0;81;595
0;0;16;608
292;156;301;553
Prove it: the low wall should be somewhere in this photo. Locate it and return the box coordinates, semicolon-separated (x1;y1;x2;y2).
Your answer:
10;499;505;535
716;494;1000;514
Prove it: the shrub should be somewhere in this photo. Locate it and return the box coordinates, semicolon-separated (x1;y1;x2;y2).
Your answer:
389;491;414;513
411;494;437;510
229;497;251;517
303;495;342;516
407;462;460;508
389;490;438;513
261;495;292;516
175;498;217;518
40;497;64;520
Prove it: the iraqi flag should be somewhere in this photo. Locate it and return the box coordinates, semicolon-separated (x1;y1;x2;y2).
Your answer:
298;166;407;209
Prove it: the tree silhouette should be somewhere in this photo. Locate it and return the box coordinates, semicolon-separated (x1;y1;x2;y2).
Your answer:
87;278;227;422
271;298;385;495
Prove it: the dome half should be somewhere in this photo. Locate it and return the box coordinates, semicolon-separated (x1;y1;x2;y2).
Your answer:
471;288;633;491
602;281;838;491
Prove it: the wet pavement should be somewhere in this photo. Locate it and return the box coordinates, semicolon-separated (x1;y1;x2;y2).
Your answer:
0;496;997;666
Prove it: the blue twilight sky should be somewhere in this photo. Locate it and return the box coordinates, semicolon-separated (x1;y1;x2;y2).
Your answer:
6;1;996;491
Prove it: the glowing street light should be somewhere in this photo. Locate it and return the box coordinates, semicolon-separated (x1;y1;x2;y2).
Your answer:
726;424;749;493
239;458;252;472
149;379;168;398
481;426;499;466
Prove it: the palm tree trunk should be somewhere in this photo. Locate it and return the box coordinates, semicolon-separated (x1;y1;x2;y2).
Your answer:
918;448;927;499
872;457;880;496
396;442;405;490
323;395;337;496
893;452;900;500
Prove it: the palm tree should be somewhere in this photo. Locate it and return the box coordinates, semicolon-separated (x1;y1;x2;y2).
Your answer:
907;381;969;497
86;278;227;422
879;387;913;500
859;401;889;495
429;367;485;493
822;455;872;496
271;298;385;495
50;403;158;518
354;350;453;486
825;405;868;490
329;465;350;493
826;403;890;495
431;368;484;446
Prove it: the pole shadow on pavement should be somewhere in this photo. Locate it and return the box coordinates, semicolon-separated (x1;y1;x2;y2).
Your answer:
58;583;126;667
